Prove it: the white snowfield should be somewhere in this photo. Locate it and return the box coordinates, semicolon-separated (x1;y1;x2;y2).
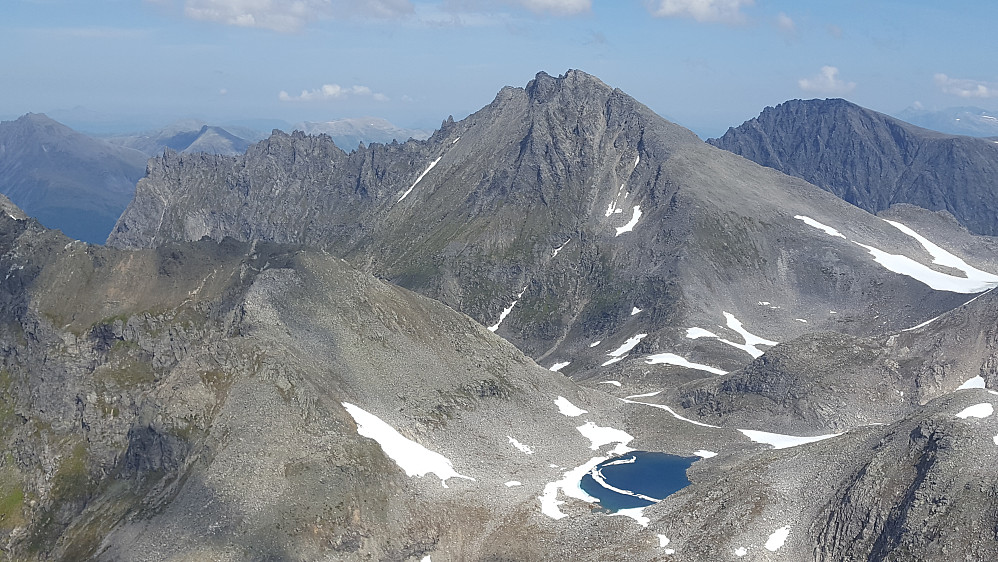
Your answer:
645;352;727;375
505;480;522;487
342;402;474;487
855;242;998;293
685;315;777;359
602;333;648;366
795;215;846;238
721;312;778;358
958;375;987;390
576;421;634;455
599;380;622;387
884;219;998;284
739;429;841;449
686;327;719;339
539;457;605;520
625;390;661;399
552;239;570;258
621;398;721;429
554;396;588;417
955;402;994;419
615;205;642;236
549;361;571;372
487;287;526;332
507;436;534;455
765;526;790;551
611;506;650;527
694;450;718;458
797;214;998;293
860;219;998;293
397;156;442;202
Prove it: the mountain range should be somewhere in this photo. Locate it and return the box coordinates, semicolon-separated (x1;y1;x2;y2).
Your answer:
0;113;147;244
709;98;998;236
3;71;998;560
896;105;998;137
104;120;270;157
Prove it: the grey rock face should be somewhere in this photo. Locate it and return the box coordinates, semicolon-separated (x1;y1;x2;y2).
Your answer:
709;98;998;236
0;113;148;243
108;72;998;383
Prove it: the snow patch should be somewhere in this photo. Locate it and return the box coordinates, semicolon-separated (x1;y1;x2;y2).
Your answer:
625;390;661;399
958;376;986;390
342;402;474;487
599;380;622;387
507;436;533;455
645;353;727;375
505;480;522;487
693;450;718;458
554;396;588;417
852;220;998;294
604;334;648;365
589;340;602;347
686;327;719;340
622;398;721;428
718;312;778;358
611;506;649;527
738;429;841;449
795;215;846;238
397;156;442;202
795;318;808;323
549;361;571;372
615;206;642;236
576;422;634;455
631;307;642;316
487;287;526;332
765;526;790;551
955;402;994;419
735;547;748;557
539;457;605;520
552;239;570;258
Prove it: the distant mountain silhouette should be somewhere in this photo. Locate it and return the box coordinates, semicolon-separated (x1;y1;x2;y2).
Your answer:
709;98;998;236
0;113;147;243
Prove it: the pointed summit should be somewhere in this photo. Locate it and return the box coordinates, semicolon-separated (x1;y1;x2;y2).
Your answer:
709;98;998;235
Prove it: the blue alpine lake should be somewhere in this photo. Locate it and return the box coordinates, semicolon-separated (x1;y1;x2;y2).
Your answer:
579;451;698;511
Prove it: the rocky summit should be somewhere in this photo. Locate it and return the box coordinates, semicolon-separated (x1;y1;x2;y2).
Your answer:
709;98;998;237
0;114;148;244
4;71;998;560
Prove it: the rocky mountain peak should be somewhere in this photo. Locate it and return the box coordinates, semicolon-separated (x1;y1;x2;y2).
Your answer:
710;98;998;235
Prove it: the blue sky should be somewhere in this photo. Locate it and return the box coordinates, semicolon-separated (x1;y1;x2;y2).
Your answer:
3;0;997;137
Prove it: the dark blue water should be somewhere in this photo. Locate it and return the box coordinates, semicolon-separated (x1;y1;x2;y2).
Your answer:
579;451;698;511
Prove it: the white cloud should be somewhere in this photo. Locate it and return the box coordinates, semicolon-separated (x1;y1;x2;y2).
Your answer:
515;0;591;15
645;0;754;24
798;66;856;95
776;12;794;33
182;0;414;32
279;84;390;102
440;0;589;17
934;74;998;99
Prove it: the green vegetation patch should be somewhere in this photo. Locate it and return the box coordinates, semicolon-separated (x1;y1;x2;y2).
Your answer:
0;454;25;530
51;443;92;503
